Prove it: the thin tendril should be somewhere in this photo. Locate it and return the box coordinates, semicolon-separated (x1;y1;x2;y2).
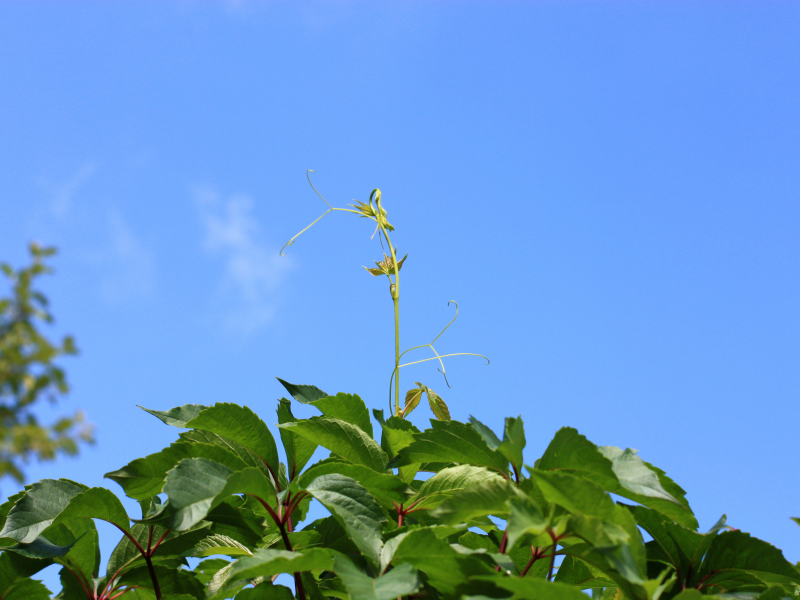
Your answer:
388;300;490;407
280;170;362;256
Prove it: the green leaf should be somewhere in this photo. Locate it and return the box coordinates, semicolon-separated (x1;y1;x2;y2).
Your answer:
432;478;520;524
279;417;388;472
394;419;509;475
276;378;329;404
0;479;87;543
2;578;51;600
401;387;423;419
695;531;800;589
471;574;594;600
298;461;412;504
234;584;294;600
373;411;419;483
220;548;334;589
179;430;274;481
505;497;548;551
277;398;317;480
333;555;420;600
536;428;694;528
423;384;450;421
413;465;505;510
105;441;250;501
305;473;386;568
0;551;53;596
392;527;495;595
185;403;280;481
0;536;75;559
190;534;253;558
153;460;275;531
140;404;208;427
119;565;204;599
311;392;373;437
470;416;526;472
52;487;130;532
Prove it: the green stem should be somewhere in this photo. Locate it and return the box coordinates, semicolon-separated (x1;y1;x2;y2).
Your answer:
393;291;400;415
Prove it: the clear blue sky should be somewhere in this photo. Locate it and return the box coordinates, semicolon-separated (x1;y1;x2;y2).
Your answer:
1;0;798;589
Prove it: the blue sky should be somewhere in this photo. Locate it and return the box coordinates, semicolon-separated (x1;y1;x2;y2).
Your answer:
1;0;798;590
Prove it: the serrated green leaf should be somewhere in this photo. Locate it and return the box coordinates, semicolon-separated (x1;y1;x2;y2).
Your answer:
432;478;520;524
333;555;420;600
152;460;275;531
190;534;253;558
52;487;130;532
695;531;800;589
471;574;594;600
277;399;317;481
179;430;274;481
394;420;509;475
279;417;388;472
0;551;52;596
537;427;694;528
185;404;280;481
0;479;87;543
298;461;411;504
311;393;373;438
219;548;334;591
234;583;294;599
119;565;204;599
140;404;208;428
373;411;419;483
305;473;386;568
105;441;250;500
0;535;74;559
413;465;505;511
506;497;548;551
392;527;495;595
2;577;51;600
276;378;329;404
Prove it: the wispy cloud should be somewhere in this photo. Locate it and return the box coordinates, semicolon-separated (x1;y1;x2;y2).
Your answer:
49;162;98;218
99;210;157;303
194;186;291;334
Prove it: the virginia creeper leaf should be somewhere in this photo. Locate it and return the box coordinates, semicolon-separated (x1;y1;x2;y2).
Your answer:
277;398;317;480
140;404;208;428
305;473;386;568
52;487;130;532
0;479;87;543
311;392;373;437
275;378;329;405
279;417;388;472
185;403;280;481
333;555;420;600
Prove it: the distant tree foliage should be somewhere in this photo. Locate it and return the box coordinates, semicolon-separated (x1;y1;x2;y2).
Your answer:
0;243;93;487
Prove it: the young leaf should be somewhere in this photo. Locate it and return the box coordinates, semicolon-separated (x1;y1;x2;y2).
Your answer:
190;534;253;558
140;404;208;428
413;465;505;510
333;555;420;600
277;398;317;480
422;384;450;421
401;386;423;418
185;404;281;480
305;473;386;568
0;479;87;543
276;378;329;404
310;392;373;437
279;417;388;472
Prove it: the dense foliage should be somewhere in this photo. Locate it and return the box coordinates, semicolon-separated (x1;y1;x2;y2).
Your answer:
0;377;797;599
0;243;93;488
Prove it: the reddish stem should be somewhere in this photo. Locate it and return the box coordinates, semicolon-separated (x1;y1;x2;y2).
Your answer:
62;562;93;599
547;530;558;582
151;529;170;553
512;464;520;485
114;524;161;599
